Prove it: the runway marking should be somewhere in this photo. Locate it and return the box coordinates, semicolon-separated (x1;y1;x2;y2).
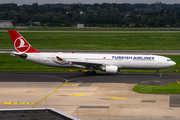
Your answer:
102;97;127;100
3;102;34;104
44;89;55;91
3;102;12;104
71;85;79;86
31;75;107;108
30;75;69;108
63;85;79;86
4;73;106;108
31;80;68;108
58;94;86;96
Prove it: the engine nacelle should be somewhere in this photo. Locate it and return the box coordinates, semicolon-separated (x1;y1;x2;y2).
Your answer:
102;66;118;74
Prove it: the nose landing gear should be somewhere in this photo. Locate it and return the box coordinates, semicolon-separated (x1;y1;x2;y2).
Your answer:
156;70;159;76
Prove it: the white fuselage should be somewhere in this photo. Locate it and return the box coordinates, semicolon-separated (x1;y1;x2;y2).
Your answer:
23;52;176;70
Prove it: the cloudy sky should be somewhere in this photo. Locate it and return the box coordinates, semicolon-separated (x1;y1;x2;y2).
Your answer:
0;0;180;5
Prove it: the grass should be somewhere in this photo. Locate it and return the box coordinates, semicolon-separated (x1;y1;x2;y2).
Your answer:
1;32;180;50
133;83;180;94
1;30;180;72
1;27;180;31
0;53;179;72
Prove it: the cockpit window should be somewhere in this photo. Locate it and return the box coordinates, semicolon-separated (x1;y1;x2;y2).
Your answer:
167;59;172;61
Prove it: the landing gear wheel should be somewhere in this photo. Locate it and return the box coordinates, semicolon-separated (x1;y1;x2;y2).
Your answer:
84;71;96;76
90;72;94;75
90;71;96;75
84;72;89;76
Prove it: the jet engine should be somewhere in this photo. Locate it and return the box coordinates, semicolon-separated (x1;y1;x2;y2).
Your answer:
102;66;118;74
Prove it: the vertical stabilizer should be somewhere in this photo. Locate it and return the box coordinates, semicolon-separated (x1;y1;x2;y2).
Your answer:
8;30;40;53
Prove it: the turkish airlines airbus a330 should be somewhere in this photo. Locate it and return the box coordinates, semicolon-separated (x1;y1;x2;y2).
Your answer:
8;30;176;76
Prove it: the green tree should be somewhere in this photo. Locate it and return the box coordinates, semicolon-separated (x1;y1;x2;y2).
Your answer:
125;22;129;27
148;19;156;27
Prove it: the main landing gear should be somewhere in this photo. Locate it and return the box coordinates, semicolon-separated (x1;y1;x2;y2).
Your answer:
84;71;96;76
156;70;159;76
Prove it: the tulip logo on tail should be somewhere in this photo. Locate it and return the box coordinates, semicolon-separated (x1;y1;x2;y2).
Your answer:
14;37;30;52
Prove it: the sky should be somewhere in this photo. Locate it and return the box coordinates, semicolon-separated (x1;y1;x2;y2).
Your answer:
0;0;180;5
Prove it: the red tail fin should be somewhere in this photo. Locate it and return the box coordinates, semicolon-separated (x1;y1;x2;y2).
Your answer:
8;30;40;53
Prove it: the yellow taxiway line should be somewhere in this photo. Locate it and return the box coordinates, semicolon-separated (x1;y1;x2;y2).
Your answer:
31;76;68;108
2;74;107;108
3;102;35;105
63;85;79;86
29;75;106;108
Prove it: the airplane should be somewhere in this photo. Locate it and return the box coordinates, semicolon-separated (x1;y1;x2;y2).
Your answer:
8;30;176;76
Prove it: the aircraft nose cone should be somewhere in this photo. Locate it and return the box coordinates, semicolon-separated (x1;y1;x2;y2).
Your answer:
172;61;176;66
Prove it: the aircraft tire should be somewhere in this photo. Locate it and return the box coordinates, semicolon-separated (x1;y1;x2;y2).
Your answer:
90;72;94;75
85;71;96;76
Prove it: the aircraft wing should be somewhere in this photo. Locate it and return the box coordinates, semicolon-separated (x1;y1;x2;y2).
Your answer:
55;56;103;67
71;61;102;66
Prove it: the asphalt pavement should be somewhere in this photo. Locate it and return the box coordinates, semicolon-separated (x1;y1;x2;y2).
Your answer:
0;72;179;83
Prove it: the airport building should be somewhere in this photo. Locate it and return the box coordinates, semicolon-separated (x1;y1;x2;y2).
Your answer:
77;24;84;28
0;20;13;28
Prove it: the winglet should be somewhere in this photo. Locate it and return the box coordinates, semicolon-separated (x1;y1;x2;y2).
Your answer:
8;30;40;53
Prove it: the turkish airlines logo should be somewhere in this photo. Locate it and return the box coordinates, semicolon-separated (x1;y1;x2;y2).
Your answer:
14;37;30;52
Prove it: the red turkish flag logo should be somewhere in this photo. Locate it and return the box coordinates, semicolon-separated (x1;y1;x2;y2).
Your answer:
14;37;30;53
